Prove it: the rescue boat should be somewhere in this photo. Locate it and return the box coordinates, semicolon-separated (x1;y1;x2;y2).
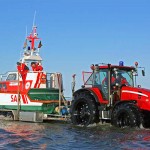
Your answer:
0;25;69;122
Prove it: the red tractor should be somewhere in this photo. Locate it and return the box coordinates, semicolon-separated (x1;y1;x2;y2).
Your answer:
70;62;150;128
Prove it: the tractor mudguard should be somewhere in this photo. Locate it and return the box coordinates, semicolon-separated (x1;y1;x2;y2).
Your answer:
73;88;108;105
112;100;137;112
73;88;99;103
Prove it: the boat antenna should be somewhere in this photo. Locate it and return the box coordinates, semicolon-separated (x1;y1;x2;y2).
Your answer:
19;26;28;62
33;11;36;27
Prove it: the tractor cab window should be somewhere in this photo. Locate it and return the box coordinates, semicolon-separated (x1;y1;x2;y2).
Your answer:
93;72;101;85
112;69;134;87
85;73;94;85
84;69;109;100
93;69;109;100
99;69;109;100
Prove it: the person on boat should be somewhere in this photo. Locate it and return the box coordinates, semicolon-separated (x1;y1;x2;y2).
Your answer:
17;62;29;83
31;62;43;71
31;62;37;71
17;62;29;72
36;62;43;71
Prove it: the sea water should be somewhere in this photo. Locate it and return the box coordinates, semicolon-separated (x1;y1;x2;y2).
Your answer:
0;120;150;150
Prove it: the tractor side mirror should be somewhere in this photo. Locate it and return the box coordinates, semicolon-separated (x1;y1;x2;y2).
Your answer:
142;70;145;76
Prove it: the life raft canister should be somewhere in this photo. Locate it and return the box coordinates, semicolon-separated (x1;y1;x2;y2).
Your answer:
40;73;46;84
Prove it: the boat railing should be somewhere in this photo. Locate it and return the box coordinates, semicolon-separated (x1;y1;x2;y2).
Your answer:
46;73;63;90
0;71;63;91
0;74;7;81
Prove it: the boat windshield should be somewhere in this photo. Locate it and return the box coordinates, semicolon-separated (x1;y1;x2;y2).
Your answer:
6;73;17;81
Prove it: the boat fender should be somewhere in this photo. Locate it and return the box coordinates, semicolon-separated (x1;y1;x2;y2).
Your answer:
61;107;68;115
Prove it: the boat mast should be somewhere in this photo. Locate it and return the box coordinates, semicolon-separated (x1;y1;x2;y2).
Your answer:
27;26;39;54
21;24;42;64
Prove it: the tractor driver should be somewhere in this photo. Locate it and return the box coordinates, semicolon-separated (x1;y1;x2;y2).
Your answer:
112;72;129;86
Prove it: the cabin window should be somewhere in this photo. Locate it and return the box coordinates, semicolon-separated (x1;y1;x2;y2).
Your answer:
6;73;17;81
0;83;7;89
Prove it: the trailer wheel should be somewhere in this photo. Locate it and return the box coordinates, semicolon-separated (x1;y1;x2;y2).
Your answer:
70;93;99;126
111;103;141;128
7;112;14;120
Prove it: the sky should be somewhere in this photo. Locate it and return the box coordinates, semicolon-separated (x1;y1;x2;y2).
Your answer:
0;0;150;97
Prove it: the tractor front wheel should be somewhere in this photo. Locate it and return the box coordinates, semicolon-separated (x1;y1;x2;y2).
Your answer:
111;103;141;128
70;93;99;126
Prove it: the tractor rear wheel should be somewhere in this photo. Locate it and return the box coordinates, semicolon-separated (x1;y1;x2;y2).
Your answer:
111;103;142;128
70;93;99;126
142;111;150;128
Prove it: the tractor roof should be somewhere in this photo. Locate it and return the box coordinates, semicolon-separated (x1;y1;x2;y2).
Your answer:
100;65;135;69
91;64;135;71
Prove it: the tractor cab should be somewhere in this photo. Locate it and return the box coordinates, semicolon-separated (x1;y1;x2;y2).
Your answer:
83;62;136;104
